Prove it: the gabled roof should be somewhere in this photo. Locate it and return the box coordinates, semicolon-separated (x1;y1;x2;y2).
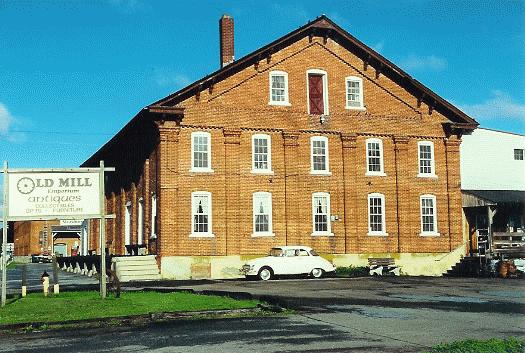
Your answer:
83;15;477;167
149;15;478;128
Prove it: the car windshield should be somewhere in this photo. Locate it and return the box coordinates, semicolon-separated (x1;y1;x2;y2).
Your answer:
269;248;284;257
310;250;320;256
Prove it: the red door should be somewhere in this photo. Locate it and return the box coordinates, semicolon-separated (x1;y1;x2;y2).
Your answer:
308;74;324;115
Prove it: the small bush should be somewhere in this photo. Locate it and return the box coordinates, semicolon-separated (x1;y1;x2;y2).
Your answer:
335;265;369;277
426;337;525;353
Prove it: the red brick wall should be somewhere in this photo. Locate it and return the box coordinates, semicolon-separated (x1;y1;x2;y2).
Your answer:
87;35;465;259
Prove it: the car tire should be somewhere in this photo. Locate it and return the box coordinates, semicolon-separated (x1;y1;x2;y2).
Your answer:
258;267;273;281
311;268;324;279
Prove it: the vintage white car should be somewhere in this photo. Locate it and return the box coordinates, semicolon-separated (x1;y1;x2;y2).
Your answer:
240;246;336;280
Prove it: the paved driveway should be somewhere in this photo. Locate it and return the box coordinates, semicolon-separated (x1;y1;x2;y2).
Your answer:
0;275;523;352
4;262;98;294
172;276;525;349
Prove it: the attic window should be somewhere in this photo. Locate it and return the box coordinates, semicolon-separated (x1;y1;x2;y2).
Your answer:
345;76;364;110
269;71;290;106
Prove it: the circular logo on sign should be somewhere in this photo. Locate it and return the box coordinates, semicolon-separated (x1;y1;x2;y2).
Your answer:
17;177;35;194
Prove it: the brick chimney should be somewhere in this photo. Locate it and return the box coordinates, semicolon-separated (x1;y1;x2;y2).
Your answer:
219;15;234;67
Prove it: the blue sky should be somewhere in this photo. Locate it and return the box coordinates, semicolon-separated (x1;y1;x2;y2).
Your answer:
1;0;524;224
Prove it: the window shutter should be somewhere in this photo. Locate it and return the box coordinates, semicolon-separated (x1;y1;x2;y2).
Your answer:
308;74;324;115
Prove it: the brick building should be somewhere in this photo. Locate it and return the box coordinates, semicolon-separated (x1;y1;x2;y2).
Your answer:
82;15;478;278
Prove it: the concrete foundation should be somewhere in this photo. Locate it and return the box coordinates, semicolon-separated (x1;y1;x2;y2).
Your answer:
160;245;466;279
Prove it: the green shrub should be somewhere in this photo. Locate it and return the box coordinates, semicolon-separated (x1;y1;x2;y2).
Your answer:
426;337;525;353
335;265;369;277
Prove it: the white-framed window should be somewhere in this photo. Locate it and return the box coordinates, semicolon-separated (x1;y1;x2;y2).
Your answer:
420;195;439;236
312;192;333;236
306;69;329;115
514;149;524;161
269;71;290;106
311;136;331;175
366;138;385;176
252;192;274;236
191;131;213;173
418;141;436;177
252;134;273;174
368;193;387;236
345;76;364;110
191;191;213;237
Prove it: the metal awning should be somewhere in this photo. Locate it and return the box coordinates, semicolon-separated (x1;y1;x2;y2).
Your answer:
462;190;525;208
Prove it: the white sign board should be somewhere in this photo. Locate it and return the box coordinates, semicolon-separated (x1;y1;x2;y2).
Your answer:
7;172;100;219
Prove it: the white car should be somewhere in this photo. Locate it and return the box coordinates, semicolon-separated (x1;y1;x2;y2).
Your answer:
240;246;336;280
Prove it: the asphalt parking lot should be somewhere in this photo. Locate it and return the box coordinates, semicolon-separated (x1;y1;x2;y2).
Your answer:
1;267;524;352
172;276;525;350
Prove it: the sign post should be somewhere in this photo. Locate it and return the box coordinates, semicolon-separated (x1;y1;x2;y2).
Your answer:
99;161;106;299
2;161;8;307
1;162;114;306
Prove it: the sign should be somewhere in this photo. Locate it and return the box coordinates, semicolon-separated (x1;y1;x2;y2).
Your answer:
60;219;84;226
7;172;100;219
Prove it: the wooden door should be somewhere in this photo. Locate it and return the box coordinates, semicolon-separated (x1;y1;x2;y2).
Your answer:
308;74;324;115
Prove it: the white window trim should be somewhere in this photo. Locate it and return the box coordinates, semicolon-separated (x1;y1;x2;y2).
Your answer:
251;191;275;237
311;192;334;236
345;76;365;110
310;136;332;175
137;198;144;245
190;191;214;238
365;138;386;176
190;131;214;173
367;193;388;236
150;194;157;239
268;70;291;106
251;134;274;174
417;141;437;178
306;69;329;115
124;201;132;246
420;194;440;237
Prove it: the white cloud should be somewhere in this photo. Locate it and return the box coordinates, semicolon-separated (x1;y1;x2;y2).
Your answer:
458;91;525;123
153;68;192;89
399;55;447;71
0;103;13;136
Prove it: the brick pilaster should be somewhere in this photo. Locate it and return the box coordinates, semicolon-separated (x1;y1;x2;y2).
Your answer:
445;136;462;250
341;133;358;253
394;136;409;253
223;128;242;255
156;121;180;257
283;130;300;245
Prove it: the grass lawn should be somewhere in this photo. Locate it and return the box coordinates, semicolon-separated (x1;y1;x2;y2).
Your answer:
425;338;525;353
0;291;261;326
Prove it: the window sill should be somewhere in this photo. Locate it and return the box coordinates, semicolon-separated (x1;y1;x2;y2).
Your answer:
310;171;332;176
189;233;215;238
268;101;291;107
251;170;274;175
189;168;214;174
311;232;334;237
345;106;366;111
420;232;440;237
367;232;389;236
251;232;275;237
365;171;386;177
417;173;437;179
